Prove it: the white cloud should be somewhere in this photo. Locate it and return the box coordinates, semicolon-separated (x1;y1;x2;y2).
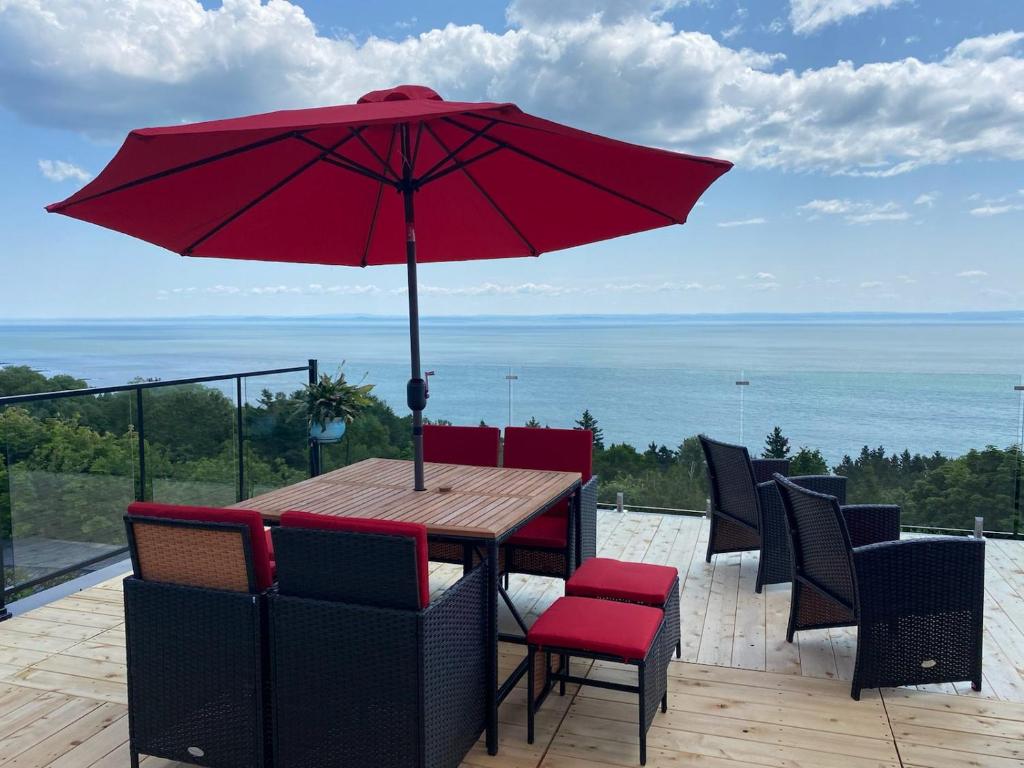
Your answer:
949;30;1024;61
721;24;743;40
913;192;937;207
601;280;722;293
956;270;988;278
904;35;919;44
0;2;1021;179
789;0;909;35
896;274;916;284
162;283;381;297
969;204;1024;217
859;280;884;289
799;198;909;224
717;217;766;227
754;271;776;280
37;159;91;182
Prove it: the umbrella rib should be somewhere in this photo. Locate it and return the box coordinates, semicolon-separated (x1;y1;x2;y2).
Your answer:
443;116;681;224
422;122;538;256
463;111;730;169
294;134;395;186
181;132;359;256
361;125;399;267
48;130;301;212
414;119;498;184
416;144;502;188
352;130;401;182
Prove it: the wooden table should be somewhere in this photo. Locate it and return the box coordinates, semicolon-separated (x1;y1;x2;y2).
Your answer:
237;457;582;755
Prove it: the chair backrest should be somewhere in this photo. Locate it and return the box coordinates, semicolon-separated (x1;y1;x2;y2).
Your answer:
699;435;761;530
423;424;500;467
274;512;430;609
125;501;272;592
773;475;857;610
503;427;592;481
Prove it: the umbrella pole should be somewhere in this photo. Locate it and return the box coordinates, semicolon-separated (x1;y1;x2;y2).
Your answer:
402;123;427;491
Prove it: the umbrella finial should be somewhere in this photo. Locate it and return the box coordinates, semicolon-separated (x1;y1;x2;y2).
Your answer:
357;85;443;104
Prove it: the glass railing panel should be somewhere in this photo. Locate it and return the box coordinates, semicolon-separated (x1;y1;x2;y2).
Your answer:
143;381;239;506
242;371;310;498
1;391;136;596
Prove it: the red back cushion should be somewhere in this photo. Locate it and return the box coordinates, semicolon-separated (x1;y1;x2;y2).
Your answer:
503;427;593;481
280;511;430;608
423;424;501;467
126;501;273;590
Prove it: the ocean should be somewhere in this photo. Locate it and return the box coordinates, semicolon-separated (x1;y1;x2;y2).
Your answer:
3;314;1023;464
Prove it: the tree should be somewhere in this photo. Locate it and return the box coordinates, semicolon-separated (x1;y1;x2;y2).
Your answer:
575;409;604;449
790;447;828;475
524;416;543;428
763;426;790;459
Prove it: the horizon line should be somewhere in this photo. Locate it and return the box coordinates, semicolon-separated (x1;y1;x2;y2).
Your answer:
3;309;1024;323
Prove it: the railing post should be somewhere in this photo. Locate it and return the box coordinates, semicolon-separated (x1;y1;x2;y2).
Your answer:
135;387;147;502
308;359;320;478
236;376;246;503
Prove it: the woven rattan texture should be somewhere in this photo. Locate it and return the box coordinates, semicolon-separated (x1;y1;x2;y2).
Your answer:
124;578;265;768
132;522;251;592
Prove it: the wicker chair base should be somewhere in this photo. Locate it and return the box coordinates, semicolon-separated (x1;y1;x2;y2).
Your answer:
124;578;267;768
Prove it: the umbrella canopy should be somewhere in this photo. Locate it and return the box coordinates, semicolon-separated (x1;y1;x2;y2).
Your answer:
47;84;732;489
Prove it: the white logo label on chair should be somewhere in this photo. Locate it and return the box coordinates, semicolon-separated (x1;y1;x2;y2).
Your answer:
921;659;937;669
188;747;206;757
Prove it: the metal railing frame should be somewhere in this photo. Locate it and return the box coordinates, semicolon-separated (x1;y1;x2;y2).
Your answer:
0;361;316;617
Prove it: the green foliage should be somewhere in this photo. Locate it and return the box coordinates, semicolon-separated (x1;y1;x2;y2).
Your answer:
524;416;543;428
763;426;791;459
791;447;828;475
575;410;604;449
301;369;374;429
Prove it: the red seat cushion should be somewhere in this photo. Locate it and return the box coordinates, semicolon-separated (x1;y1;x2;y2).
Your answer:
528;597;663;662
507;513;568;549
566;558;678;605
127;501;274;591
423;424;501;467
280;511;430;608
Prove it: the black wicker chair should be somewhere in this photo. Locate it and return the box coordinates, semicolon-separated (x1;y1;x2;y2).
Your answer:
268;511;487;768
699;435;856;592
773;474;985;700
502;427;598;581
123;502;275;768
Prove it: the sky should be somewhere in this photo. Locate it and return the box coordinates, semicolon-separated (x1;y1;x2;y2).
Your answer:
0;0;1021;319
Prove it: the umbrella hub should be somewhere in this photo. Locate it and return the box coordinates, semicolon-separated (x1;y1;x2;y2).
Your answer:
358;85;443;104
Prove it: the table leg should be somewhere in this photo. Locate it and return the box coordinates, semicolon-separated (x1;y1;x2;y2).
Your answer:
486;538;499;755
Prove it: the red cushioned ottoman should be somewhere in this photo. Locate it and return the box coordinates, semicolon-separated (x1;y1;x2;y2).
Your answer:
565;557;681;659
526;596;670;766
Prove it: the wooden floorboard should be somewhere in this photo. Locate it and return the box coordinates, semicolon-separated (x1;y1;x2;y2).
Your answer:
1;510;1023;767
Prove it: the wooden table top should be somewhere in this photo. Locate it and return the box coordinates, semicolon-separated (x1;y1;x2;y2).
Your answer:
235;457;581;539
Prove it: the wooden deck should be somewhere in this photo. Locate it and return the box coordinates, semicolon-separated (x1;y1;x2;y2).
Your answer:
1;510;1023;767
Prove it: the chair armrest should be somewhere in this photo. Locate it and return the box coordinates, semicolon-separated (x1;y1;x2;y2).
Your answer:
789;475;848;505
424;560;488;620
578;475;598;564
853;537;985;622
842;504;901;547
751;458;790;484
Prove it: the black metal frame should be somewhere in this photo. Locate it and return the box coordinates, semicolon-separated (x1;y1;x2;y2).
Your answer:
424;477;581;755
527;620;670;766
0;362;315;618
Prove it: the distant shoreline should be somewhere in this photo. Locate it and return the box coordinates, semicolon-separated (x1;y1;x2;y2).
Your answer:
3;310;1024;325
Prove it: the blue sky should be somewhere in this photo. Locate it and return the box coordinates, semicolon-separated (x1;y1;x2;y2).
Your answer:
0;0;1021;318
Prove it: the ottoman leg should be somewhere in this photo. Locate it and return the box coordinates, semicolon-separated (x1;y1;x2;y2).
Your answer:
527;646;536;744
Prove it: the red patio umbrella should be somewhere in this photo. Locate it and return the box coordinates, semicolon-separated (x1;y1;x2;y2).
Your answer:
47;84;732;490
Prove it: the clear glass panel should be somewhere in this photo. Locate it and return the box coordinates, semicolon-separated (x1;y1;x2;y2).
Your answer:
1;391;136;594
242;371;309;498
144;381;238;506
